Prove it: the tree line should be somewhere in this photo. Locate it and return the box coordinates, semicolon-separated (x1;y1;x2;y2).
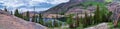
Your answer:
3;8;44;25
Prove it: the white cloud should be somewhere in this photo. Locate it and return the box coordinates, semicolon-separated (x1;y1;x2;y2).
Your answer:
31;0;46;2
19;8;49;12
0;0;27;8
0;0;69;12
47;0;69;4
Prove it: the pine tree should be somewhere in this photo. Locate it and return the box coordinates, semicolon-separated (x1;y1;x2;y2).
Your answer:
35;16;38;23
94;4;101;24
66;14;74;28
84;12;89;27
76;13;80;27
32;14;38;22
19;11;30;21
25;11;30;21
94;4;110;24
14;9;19;17
11;11;13;15
39;13;43;25
32;15;36;22
83;12;92;27
32;6;37;22
4;8;8;12
14;9;23;19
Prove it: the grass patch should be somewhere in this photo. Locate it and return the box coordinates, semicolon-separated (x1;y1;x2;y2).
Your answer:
108;22;120;29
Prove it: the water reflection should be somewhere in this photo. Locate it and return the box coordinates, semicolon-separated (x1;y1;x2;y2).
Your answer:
29;18;66;27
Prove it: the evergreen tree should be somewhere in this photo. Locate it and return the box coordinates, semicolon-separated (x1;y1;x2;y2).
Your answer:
14;9;19;17
4;8;8;12
14;9;23;19
84;12;89;27
53;17;57;27
32;6;36;22
32;14;37;22
66;14;74;28
35;16;38;23
94;4;110;24
76;13;80;27
26;11;30;21
11;11;13;15
39;13;43;25
94;5;101;24
83;12;93;27
23;11;30;21
32;15;36;22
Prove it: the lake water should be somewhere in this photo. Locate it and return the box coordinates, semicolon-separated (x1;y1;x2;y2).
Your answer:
29;18;67;26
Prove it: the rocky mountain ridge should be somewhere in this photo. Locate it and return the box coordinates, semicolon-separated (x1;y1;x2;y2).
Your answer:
43;0;120;19
43;0;105;14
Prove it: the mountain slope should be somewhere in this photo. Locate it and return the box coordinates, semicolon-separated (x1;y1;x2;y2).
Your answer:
43;0;84;14
0;10;47;29
43;0;104;14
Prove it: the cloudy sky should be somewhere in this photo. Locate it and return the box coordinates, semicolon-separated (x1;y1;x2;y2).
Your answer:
0;0;69;12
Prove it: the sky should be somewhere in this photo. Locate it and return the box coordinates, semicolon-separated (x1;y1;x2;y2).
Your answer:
0;0;69;12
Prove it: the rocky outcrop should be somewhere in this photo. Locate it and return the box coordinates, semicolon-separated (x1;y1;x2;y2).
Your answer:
107;2;120;20
0;10;47;29
65;6;94;15
85;23;109;29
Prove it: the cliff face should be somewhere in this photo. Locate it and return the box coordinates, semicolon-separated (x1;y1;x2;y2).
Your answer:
0;10;47;29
